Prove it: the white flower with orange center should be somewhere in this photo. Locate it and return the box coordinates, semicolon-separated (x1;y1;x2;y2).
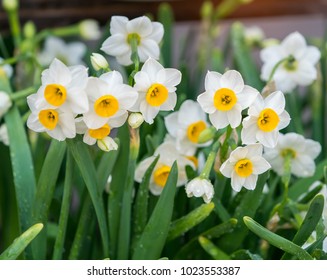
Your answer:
164;100;211;156
264;132;321;177
130;58;181;124
27;94;76;141
135;141;194;195
34;58;89;114
83;71;138;129
101;15;163;66
197;70;259;129
241;91;291;148
220;144;271;192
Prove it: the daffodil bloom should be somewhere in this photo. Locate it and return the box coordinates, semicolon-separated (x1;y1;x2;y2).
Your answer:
83;71;138;129
0;91;12;118
260;32;320;92
197;70;259;129
101;15;163;66
220;144;271;192
241;91;290;148
130;58;181;124
263;132;321;177
164;100;211;156
38;37;87;66
34;58;89;114
185;177;214;204
135;141;194;195
27;94;76;141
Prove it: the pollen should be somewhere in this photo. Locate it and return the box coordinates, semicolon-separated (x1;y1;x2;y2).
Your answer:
94;95;119;117
146;83;168;107
213;88;237;111
89;124;111;140
187;121;206;143
234;159;253;177
154;165;171;187
257;108;280;132
38;109;59;130
44;84;67;106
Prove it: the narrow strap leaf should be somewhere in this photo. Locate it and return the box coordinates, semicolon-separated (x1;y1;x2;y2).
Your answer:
243;216;313;260
158;3;173;67
132;162;178;260
198;236;230;260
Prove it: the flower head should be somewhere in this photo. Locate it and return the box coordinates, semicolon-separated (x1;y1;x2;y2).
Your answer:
135;141;194;195
83;71;138;129
241;91;290;148
260;32;321;92
101;15;163;66
0;91;12;118
164;100;211;156
185;177;214;204
264;132;321;177
197;70;258;129
79;19;101;40
220;144;271;192
130;58;181;124
0;57;13;79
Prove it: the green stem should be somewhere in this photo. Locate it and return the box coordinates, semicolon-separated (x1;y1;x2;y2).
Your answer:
267;55;294;83
34;25;80;44
52;152;74;260
7;10;22;48
128;34;140;86
200;139;220;179
11;86;37;101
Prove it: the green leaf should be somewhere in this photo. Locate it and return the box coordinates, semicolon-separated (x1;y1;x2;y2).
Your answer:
282;194;325;259
298;184;323;204
231;22;264;89
132;162;178;260
198;236;230;260
243;216;313;260
230;249;263;260
0;223;43;260
67;139;109;257
168;202;215;241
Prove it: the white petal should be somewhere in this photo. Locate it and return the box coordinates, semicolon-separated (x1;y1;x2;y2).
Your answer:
229;146;249;162
204;71;222;92
292;155;316;177
68;65;88;89
264;91;285;114
140;100;160;124
304;139;321;159
66;88;89;114
135;156;157;182
292;60;317;86
127;16;152;36
101;34;130;57
141;58;163;82
248;94;264;116
231;171;245;192
302;46;321;65
178;100;207;125
220;160;233;177
134;71;152;92
138;39;160;62
209;110;229;129
197;91;215;114
237;85;259;109
66;43;87;65
110;16;128;34
149;183;164;196
243;174;258;190
220;70;244;93
251;156;271;174
246;143;264;158
107;111;128;128
83;132;97;145
83;110;108;129
227;105;242;128
116;53;133;66
114;85;138;109
278;110;291;130
157;68;182;88
256;130;279;148
147;22;164;43
27;113;46;132
100;70;123;85
241;118;258;145
164;112;179;137
260;45;283;64
160;92;177;111
43;58;72;86
281;32;307;59
58;112;76;139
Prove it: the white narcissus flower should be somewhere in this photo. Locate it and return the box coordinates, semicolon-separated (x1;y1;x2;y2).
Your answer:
263;133;321;177
260;31;321;92
135;141;194;196
185;177;214;204
220;144;271;192
0;124;9;146
0;91;12;118
101;15;163;66
244;25;265;46
34;58;89;114
130;58;181;124
38;37;86;66
26;94;76;141
164;100;211;156
83;71;138;129
197;70;259;130
241;91;291;148
0;57;13;78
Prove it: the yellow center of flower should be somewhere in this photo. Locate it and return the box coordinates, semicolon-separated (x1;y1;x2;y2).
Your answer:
146;83;168;106
44;84;67;106
283;56;298;72
88;124;111;140
154;165;171;188
234;159;253;177
257;108;280;132
281;148;297;159
127;33;141;45
213;88;237;111
187;121;207;143
186;156;198;169
94;95;119;117
38;109;59;130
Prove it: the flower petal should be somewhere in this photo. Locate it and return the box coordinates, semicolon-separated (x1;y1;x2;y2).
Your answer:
197;91;215;114
138;39;160;62
251;156;271;174
264;91;285;114
110;16;128;34
204;71;222;92
243;174;258;190
281;32;307;59
101;34;130;57
231;171;245;192
160;91;177;111
220;70;244;93
237;85;259;109
209;110;229;129
164;112;179;137
256;129;279;148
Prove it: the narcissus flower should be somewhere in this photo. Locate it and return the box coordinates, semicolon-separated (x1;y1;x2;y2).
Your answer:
164;100;211;156
185;177;214;204
34;58;89;114
135;141;194;195
27;94;76;141
197;70;258;129
101;15;163;66
260;32;321;92
76;117;111;145
264;132;321;177
241;91;290;148
83;71;138;129
220;144;271;192
130;58;181;124
79;19;101;40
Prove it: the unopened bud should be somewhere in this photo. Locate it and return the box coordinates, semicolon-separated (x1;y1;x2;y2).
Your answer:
0;91;12;118
198;127;216;144
79;19;101;40
2;0;18;11
23;21;36;39
91;53;109;71
128;113;144;129
97;137;118;152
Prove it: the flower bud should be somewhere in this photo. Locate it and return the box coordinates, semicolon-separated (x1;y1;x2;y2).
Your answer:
198;127;215;143
79;19;101;40
90;53;109;71
185;177;214;204
97;136;118;152
23;21;36;39
0;91;12;118
0;57;13;79
128;113;144;129
2;0;18;11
